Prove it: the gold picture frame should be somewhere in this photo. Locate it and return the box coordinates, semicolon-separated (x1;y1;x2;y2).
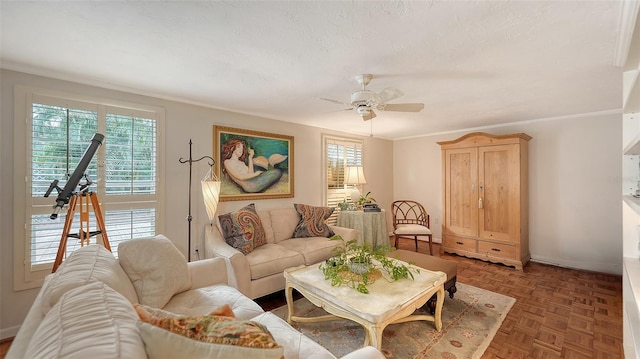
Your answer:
214;126;294;201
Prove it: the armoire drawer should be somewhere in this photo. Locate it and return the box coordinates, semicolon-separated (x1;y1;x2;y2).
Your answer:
443;236;476;252
478;241;516;259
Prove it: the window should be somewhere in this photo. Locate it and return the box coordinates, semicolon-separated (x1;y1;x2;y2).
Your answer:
323;135;363;224
15;87;164;289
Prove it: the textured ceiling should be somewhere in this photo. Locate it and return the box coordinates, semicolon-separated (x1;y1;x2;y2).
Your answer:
0;1;627;140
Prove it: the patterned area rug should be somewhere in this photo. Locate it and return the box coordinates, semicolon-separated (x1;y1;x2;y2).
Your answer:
271;283;515;359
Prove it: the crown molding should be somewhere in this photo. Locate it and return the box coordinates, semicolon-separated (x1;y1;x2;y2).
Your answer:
614;1;640;67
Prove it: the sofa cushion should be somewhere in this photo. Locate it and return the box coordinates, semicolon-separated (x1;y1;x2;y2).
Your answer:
25;281;146;359
40;244;138;315
246;244;305;280
251;312;335;359
163;284;265;320
269;208;299;243
257;210;275;244
138;321;284;359
292;204;335;238
218;203;267;254
277;237;343;266
118;235;192;308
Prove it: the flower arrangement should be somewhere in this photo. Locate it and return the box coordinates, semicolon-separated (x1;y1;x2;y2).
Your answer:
319;235;418;294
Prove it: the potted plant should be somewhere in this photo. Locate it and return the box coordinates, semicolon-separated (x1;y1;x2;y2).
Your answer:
319;235;418;294
357;191;376;208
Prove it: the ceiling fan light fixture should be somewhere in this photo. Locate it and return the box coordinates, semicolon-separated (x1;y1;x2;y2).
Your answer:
351;90;375;106
356;106;370;116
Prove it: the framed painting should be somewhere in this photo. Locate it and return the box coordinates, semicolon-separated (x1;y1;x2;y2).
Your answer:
214;126;294;201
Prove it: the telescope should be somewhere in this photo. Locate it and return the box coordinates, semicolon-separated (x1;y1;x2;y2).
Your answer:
45;133;105;219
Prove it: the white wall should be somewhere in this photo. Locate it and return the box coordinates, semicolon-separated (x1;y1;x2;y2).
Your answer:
394;113;622;274
0;69;393;338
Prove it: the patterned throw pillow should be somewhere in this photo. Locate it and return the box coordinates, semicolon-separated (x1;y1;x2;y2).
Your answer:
218;204;266;255
292;203;336;238
137;321;284;359
134;303;235;322
139;313;280;350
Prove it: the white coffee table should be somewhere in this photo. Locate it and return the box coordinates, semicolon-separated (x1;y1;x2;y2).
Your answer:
283;261;446;350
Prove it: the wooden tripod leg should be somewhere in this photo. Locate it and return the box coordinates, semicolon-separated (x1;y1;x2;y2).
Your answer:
90;192;111;252
79;192;87;246
52;195;79;273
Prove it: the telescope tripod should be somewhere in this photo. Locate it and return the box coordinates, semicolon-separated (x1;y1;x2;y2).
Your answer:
52;191;111;273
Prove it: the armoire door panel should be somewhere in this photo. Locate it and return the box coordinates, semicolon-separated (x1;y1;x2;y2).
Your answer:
478;144;519;241
444;148;478;237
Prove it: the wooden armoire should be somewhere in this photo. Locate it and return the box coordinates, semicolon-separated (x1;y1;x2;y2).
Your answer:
438;132;531;270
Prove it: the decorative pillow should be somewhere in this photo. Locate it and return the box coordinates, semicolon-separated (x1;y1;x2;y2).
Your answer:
25;281;146;359
40;244;139;315
138;321;284;359
135;303;235;322
118;235;192;308
137;310;282;356
292;204;335;238
218;203;267;254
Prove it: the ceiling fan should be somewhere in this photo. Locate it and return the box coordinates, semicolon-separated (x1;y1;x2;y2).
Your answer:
319;74;425;121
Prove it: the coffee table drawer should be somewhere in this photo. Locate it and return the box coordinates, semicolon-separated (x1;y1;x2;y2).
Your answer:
443;236;476;252
478;241;516;259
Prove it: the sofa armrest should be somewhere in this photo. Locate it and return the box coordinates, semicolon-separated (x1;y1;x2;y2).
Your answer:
339;346;386;359
204;225;252;297
187;257;229;289
329;225;357;242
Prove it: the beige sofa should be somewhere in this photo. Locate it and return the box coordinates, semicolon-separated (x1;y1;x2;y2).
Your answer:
205;207;356;299
7;236;383;359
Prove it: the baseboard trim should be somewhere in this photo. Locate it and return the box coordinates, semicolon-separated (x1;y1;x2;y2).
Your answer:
530;255;622;276
1;326;19;341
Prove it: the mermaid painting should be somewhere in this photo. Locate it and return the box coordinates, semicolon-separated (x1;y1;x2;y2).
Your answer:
220;138;287;193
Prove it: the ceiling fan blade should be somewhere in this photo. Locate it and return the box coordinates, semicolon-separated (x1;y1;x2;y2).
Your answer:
318;97;349;106
377;87;404;103
382;103;425;112
362;110;377;121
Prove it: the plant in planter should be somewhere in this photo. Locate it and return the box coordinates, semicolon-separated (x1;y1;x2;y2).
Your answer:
338;199;349;211
320;235;418;294
357;191;376;208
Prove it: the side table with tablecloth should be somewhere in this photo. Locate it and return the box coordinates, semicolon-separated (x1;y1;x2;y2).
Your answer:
336;210;389;248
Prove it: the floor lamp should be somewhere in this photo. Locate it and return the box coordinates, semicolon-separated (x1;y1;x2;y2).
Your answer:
179;139;220;261
201;165;221;227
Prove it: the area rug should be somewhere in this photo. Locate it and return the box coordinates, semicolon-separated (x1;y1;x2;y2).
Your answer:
271;283;515;359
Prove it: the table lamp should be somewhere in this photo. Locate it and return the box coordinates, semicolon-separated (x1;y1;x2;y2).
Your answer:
345;166;367;204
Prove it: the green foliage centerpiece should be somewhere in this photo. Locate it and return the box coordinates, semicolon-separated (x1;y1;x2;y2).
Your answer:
319;236;418;294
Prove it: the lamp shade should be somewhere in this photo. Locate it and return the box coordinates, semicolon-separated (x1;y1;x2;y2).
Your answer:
201;167;221;222
345;166;367;185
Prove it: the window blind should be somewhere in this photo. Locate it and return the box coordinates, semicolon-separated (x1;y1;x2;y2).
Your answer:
28;99;159;267
323;135;363;225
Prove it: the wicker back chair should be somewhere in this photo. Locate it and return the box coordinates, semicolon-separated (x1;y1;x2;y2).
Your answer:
391;200;433;254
